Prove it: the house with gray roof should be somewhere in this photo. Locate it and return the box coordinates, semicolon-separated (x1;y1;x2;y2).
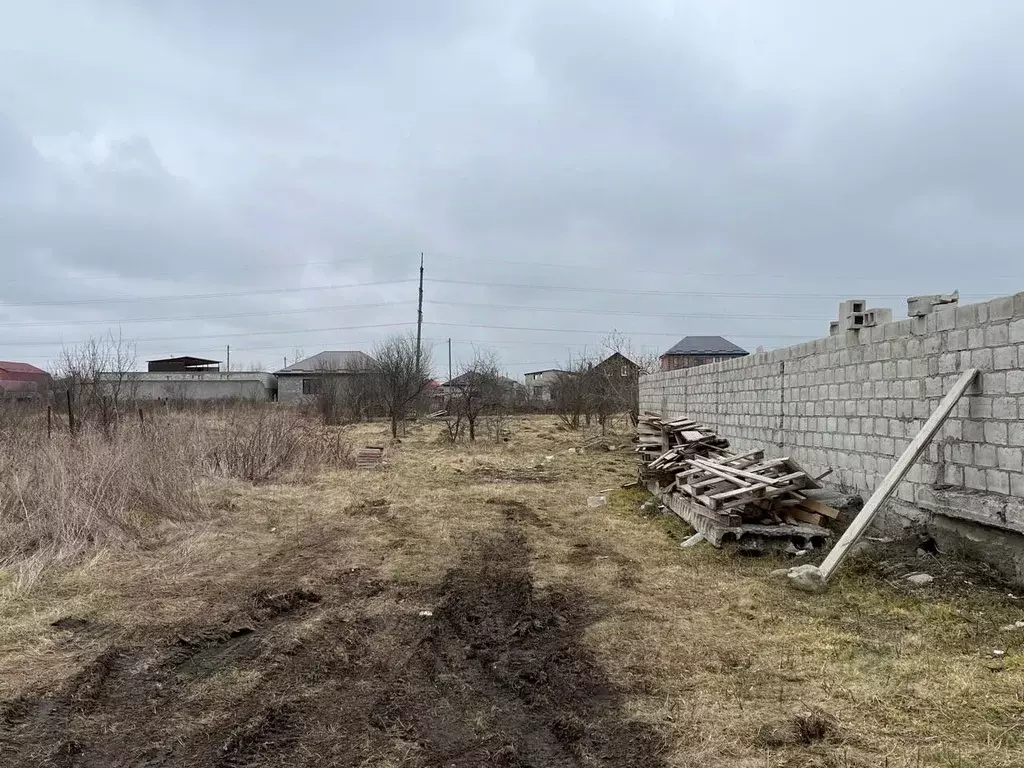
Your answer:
275;350;377;403
659;336;748;372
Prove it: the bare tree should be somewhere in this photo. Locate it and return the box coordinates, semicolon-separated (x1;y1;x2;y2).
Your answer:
597;330;657;428
448;349;506;441
551;354;594;430
53;331;137;437
372;332;433;438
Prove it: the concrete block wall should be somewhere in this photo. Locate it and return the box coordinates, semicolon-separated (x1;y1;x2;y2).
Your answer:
640;291;1024;580
108;372;276;401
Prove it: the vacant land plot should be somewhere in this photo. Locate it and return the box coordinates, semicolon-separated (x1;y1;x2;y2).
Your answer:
2;414;1023;767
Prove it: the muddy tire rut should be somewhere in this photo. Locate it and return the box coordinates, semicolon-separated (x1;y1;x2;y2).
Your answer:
1;509;666;767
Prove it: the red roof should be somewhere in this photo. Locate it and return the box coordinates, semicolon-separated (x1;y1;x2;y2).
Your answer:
0;361;48;376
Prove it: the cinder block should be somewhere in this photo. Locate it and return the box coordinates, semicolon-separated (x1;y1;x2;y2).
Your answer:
1011;319;1024;344
971;348;994;369
1011;473;1024;498
944;464;964;486
839;299;867;318
988;469;1011;495
970;397;993;419
968;328;986;348
936;308;957;332
956;305;980;329
947;330;968;351
982;371;1007;394
990;296;1015;321
965;466;988;491
976;443;998;467
953;443;974;464
985;324;1010;347
907;292;959;318
846;312;868;330
1011;423;1024;447
985;422;1009;445
998;447;1024;473
994;397;1019;420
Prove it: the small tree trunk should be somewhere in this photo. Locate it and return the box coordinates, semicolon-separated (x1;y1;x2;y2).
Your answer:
390;412;399;438
468;416;476;441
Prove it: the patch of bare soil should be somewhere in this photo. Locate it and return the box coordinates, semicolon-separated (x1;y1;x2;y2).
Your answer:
470;466;559;484
1;516;665;767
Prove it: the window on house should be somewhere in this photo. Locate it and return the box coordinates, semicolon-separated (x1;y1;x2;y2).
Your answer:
621;365;628;376
533;386;543;398
301;378;319;395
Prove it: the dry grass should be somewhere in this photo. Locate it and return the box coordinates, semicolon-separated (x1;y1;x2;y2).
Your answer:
0;404;354;585
1;413;1023;766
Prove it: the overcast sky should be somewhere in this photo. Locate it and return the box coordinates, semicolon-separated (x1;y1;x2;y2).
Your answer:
2;1;1023;377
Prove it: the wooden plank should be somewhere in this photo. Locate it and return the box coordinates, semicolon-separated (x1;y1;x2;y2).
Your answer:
795;498;843;520
818;368;978;582
786;508;823;526
717;449;765;466
714;484;797;512
680;430;705;441
776;457;822;489
686;459;754;487
709;483;768;501
689;457;795;486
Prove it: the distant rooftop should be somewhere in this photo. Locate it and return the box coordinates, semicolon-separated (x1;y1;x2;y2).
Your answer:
276;350;377;374
148;356;221;373
523;368;569;376
661;336;748;357
0;361;48;375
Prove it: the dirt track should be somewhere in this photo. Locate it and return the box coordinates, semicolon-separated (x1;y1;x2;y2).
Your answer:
1;501;666;767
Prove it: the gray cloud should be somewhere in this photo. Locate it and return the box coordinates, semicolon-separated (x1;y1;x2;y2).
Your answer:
2;1;1023;374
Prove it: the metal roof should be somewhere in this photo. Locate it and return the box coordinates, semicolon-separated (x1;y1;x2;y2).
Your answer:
523;368;569;376
661;336;748;357
146;356;220;365
0;361;48;376
275;350;377;374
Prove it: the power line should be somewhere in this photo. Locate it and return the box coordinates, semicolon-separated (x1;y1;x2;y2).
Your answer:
0;298;834;331
0;300;416;329
425;278;997;302
0;322;416;348
8;251;1024;286
0;279;416;308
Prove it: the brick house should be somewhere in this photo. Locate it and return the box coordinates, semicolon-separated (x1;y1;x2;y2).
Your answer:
659;336;748;372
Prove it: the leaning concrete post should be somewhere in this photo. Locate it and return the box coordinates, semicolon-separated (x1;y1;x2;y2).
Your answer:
788;368;979;593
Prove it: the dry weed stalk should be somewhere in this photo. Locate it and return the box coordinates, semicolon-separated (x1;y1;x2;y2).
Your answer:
0;404;355;580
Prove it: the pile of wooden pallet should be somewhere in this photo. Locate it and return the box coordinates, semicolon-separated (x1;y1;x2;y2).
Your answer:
636;415;730;476
636;413;840;547
355;446;385;469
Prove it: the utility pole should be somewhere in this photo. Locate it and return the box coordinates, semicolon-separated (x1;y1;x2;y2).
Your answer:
226;345;230;372
415;253;424;371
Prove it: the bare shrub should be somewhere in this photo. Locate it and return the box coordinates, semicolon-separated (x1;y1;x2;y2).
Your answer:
203;407;355;483
53;331;138;438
